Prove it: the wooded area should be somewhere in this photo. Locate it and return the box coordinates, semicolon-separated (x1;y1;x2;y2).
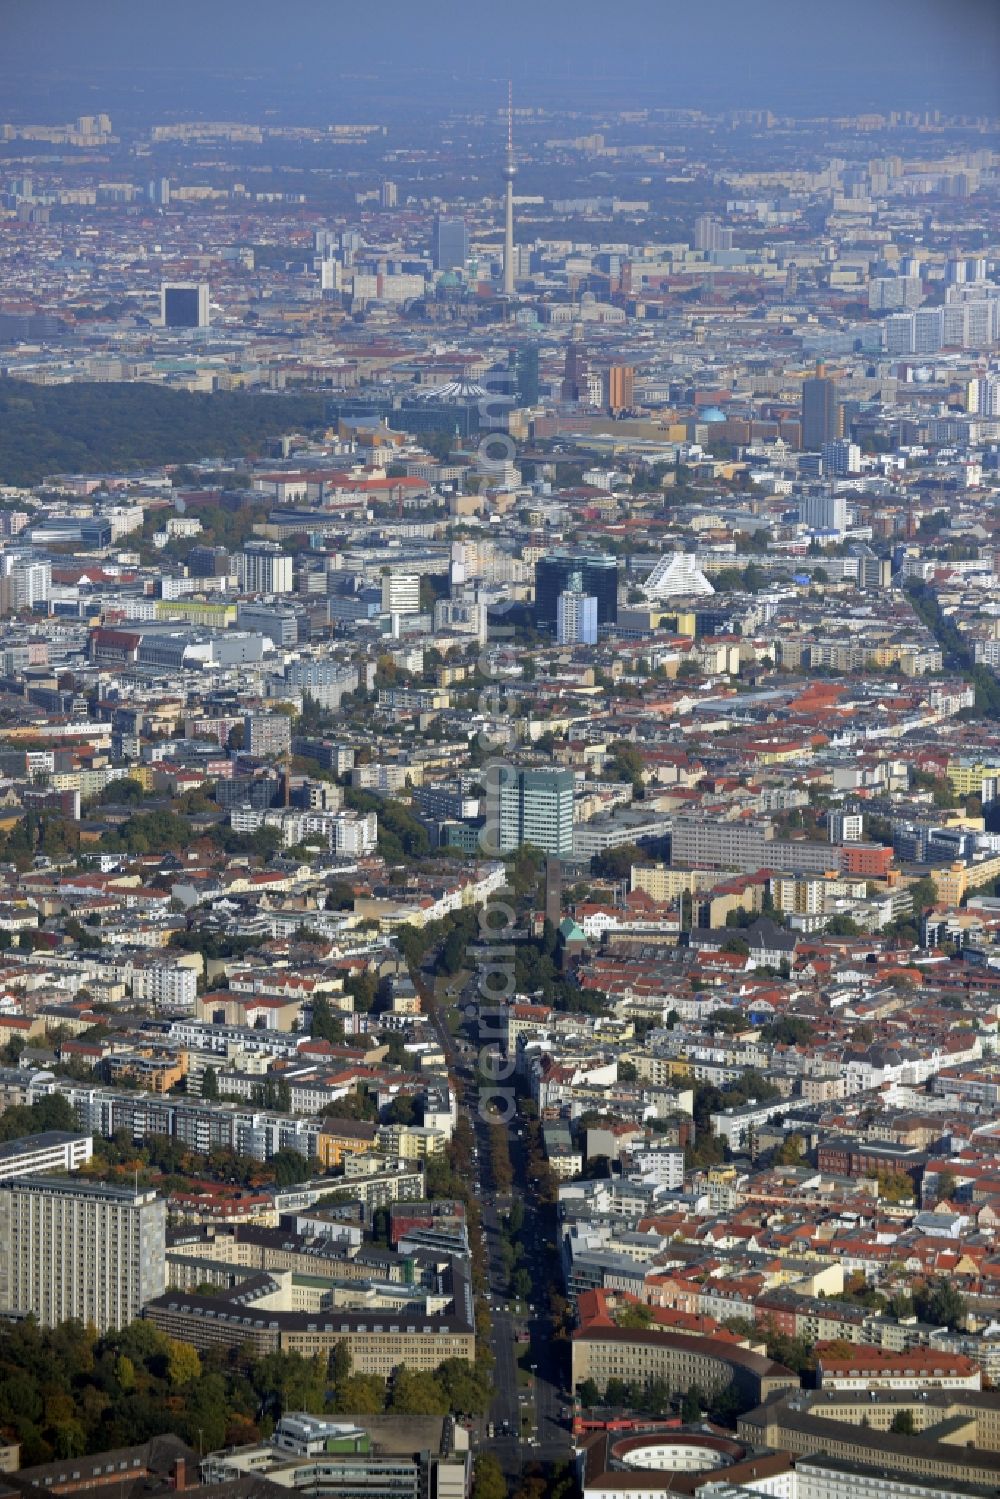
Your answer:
0;380;329;485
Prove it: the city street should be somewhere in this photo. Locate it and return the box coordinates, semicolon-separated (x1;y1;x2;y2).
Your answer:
426;970;574;1476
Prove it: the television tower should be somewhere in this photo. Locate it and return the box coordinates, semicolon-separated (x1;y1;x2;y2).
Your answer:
502;80;516;298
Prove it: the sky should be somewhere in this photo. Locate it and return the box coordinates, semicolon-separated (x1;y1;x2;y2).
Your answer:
1;0;998;120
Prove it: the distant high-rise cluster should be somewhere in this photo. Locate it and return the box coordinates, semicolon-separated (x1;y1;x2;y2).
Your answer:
694;214;733;253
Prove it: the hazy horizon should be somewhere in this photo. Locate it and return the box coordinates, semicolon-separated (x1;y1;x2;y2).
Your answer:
1;0;998;123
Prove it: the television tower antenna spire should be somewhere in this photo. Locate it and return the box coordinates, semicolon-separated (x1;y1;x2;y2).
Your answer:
502;81;516;299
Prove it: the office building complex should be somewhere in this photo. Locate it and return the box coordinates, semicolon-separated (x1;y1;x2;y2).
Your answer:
868;274;923;310
145;1251;473;1372
433;593;487;644
160;282;209;328
433;215;467;272
801;364;842;449
829;811;864;843
883;302;1000;355
201;1413;469;1499
282;659;359;709
535;552;618;630
237;601;299;647
573;1325;796;1408
740;1388;1000;1493
493;766;574;856
0;1177;166;1332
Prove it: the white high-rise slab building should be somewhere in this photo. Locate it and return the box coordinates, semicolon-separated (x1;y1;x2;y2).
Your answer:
968;376;1000;416
381;572;421;615
237;542;293;595
557;590;598;645
800;492;849;530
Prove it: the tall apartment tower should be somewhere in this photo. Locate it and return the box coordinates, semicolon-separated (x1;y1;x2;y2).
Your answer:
244;713;293;758
492;766;574;856
237;541;293;595
502;82;516;297
380;180;398;209
0;1177;166;1333
557;590;598;645
801;363;842;450
968;376;1000;416
800;493;849;531
0;556;51;613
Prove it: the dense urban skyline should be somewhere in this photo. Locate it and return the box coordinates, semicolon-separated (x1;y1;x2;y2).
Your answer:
0;4;998;1499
